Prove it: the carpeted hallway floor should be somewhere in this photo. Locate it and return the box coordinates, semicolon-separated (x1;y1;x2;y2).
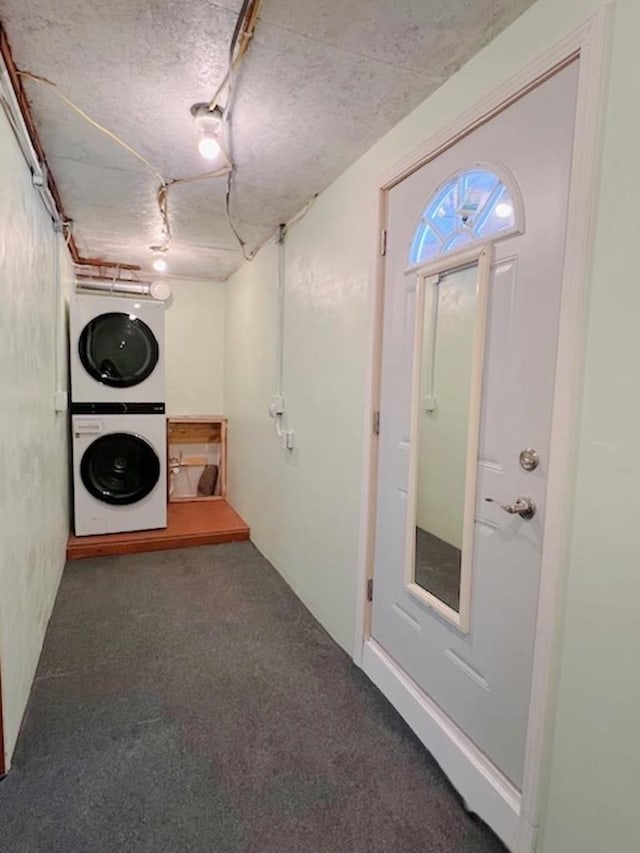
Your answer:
0;542;505;852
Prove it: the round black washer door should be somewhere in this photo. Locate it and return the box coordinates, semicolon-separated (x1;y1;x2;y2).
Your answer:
81;432;161;505
78;312;159;388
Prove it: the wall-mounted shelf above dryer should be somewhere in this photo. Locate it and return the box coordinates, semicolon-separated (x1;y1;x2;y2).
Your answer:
167;416;227;503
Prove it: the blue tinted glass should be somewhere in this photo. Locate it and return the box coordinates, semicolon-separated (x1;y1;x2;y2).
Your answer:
463;170;498;196
459;171;498;229
411;223;440;264
409;168;517;265
443;232;474;253
429;178;459;237
476;184;516;237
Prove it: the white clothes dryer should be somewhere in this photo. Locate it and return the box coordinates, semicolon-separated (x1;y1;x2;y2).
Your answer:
72;407;167;535
70;292;165;403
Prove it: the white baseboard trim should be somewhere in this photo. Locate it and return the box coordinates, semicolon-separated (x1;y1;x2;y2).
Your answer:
361;638;521;850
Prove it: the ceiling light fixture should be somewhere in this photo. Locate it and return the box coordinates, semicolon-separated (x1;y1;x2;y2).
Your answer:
199;136;221;160
150;245;168;273
191;103;224;161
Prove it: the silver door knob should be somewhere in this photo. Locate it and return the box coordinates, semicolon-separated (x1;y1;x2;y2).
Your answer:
485;496;536;519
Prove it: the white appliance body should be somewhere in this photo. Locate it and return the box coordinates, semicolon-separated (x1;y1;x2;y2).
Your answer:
72;412;167;536
70;293;165;403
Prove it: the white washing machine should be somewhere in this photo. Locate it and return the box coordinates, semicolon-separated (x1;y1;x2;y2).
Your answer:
72;409;167;536
70;292;165;403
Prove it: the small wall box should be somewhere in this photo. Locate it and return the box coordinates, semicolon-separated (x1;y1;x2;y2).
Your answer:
167;416;227;503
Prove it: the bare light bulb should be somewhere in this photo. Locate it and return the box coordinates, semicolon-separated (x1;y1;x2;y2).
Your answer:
198;135;221;161
495;202;513;219
152;256;168;273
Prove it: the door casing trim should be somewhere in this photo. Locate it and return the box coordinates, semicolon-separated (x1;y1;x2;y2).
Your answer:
363;638;521;839
353;6;612;851
0;661;5;776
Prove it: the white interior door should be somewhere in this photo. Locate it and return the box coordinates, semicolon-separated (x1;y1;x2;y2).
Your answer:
371;61;579;789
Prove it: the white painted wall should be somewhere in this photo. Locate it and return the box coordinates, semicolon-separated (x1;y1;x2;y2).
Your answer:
539;2;640;850
0;105;73;767
165;279;225;416
225;0;639;849
226;199;369;652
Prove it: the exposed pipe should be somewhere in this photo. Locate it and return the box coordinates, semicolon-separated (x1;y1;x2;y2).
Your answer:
208;0;262;113
75;277;150;296
74;276;172;301
77;258;140;271
237;0;262;57
276;224;286;398
1;25;138;271
0;25;77;256
270;223;290;446
52;229;64;399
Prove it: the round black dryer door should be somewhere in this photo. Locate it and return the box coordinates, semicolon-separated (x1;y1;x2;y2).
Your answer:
78;312;159;388
81;432;161;505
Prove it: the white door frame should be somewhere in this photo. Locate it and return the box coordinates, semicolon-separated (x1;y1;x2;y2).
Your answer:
353;7;611;851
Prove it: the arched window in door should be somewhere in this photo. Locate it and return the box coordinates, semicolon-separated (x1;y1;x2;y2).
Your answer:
409;166;522;265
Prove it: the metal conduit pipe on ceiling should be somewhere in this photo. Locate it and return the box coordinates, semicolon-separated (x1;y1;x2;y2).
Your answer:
74;277;171;301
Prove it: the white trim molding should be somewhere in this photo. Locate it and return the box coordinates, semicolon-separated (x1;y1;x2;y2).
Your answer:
354;6;612;851
363;638;521;848
402;246;492;634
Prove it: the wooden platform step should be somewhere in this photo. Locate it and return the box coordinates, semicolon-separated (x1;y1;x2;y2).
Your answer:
66;500;250;560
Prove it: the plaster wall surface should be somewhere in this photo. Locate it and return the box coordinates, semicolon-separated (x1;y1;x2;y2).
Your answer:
225;0;639;849
165;278;226;416
226;0;600;665
0;104;72;767
226;211;368;650
538;1;640;850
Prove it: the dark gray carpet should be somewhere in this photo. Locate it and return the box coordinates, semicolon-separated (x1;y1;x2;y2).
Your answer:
415;527;462;611
0;542;504;853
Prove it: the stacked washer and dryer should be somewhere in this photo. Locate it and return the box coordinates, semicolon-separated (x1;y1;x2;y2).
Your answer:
70;292;167;536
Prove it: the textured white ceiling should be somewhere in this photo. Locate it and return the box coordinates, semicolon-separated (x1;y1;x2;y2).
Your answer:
0;0;535;280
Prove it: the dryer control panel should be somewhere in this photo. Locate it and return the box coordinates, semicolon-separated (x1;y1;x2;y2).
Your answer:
73;418;104;436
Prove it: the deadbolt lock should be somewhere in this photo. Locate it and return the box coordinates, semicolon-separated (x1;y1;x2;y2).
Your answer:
519;448;539;471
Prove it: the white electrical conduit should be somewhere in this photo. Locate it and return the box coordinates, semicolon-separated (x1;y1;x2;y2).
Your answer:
276;225;286;397
268;200;318;448
273;225;286;441
0;66;61;226
272;198;318;368
0;61;68;411
52;230;64;401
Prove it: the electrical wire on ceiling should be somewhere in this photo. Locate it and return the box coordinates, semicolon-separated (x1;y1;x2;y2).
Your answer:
216;0;316;262
17;0;264;266
228;190;319;271
156;182;171;245
16;69;232;263
217;0;262;261
17;70;166;184
15;0;313;272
